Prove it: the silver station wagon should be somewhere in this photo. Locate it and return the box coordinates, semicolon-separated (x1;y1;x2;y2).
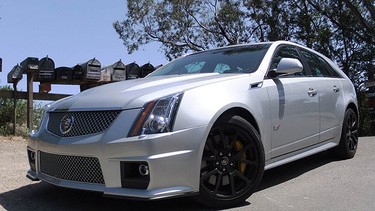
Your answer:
27;41;358;207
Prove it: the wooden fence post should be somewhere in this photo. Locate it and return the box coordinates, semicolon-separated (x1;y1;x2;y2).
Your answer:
27;72;34;131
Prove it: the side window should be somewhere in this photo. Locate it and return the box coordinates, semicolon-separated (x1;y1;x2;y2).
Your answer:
300;49;340;78
321;59;341;78
270;46;306;76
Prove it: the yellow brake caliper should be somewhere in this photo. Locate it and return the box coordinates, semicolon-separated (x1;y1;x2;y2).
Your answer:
234;140;247;174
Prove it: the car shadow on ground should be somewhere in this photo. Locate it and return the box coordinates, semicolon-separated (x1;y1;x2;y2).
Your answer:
0;151;337;211
256;150;336;192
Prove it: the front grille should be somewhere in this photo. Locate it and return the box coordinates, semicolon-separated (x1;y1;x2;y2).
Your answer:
40;151;104;184
47;110;121;137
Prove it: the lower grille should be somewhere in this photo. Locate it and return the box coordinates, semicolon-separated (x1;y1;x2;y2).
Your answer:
40;151;104;184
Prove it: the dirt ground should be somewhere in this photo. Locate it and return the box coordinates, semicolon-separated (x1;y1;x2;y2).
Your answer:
1;136;375;211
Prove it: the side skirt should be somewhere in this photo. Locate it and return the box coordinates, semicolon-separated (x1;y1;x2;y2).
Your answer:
265;140;337;171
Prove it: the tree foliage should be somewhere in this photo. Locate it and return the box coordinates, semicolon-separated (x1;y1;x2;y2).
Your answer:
114;0;374;87
0;85;45;136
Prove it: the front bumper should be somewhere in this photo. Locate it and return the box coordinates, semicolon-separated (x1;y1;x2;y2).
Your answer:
27;109;208;200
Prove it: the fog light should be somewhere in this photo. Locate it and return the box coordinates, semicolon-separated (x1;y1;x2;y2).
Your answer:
120;161;150;189
27;149;36;172
139;164;149;176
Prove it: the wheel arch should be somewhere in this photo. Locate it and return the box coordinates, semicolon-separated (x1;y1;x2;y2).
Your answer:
346;102;358;117
214;107;261;137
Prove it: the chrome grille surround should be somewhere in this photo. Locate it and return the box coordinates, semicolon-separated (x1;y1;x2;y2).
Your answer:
47;110;121;137
39;151;105;184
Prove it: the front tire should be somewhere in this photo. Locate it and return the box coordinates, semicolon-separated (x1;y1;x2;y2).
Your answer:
195;116;264;208
331;108;358;159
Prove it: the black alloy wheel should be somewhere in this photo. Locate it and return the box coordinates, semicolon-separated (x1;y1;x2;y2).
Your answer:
196;116;264;208
332;108;358;159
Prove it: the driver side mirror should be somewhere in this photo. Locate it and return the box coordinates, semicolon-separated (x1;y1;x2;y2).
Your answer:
275;58;303;75
268;58;303;78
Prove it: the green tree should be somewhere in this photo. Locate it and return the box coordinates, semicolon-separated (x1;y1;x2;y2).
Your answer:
0;86;27;135
0;85;45;136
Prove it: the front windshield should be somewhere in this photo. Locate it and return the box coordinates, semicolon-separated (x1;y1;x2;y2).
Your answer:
149;44;271;76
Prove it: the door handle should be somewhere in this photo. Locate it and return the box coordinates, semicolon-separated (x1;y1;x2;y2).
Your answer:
333;85;340;93
308;88;317;97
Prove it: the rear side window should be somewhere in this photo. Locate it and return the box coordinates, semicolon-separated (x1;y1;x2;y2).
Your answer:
300;49;341;78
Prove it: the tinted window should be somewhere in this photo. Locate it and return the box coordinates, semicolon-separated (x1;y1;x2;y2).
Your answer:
148;44;271;76
270;46;306;76
300;49;340;78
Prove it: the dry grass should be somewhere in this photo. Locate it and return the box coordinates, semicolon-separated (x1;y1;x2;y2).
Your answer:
0;135;27;143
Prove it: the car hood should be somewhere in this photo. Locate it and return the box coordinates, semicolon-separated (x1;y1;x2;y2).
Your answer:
49;73;259;111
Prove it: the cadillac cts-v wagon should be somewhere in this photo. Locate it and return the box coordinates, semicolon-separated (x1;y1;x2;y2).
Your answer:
27;41;358;207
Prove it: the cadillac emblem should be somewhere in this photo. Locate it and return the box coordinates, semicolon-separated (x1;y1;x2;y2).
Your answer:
60;114;74;134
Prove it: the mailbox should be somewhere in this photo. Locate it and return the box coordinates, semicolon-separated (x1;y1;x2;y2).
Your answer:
140;63;155;78
100;60;126;82
20;57;39;73
7;64;23;83
74;58;101;81
100;68;111;82
55;66;73;81
126;62;140;80
73;64;84;80
35;56;55;81
111;60;126;81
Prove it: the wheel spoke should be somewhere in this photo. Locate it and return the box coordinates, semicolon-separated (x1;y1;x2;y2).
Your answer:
350;114;357;128
238;159;258;166
233;144;251;160
206;137;218;155
349;135;358;150
201;165;211;173
213;172;223;194
228;131;239;151
202;155;216;161
201;168;219;182
233;170;252;186
229;173;236;196
219;128;228;149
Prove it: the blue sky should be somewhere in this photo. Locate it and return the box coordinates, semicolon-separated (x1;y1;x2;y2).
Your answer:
0;0;167;94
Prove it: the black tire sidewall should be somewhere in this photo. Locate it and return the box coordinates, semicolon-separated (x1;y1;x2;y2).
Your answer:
196;115;265;208
336;108;358;159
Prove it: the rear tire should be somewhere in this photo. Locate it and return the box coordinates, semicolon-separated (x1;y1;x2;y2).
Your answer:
331;108;358;159
195;115;264;208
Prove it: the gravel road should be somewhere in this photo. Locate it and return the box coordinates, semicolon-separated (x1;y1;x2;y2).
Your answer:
1;136;374;210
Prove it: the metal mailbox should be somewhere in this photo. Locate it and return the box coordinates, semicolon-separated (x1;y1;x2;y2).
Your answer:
74;58;101;81
35;56;55;81
126;62;140;80
100;68;111;82
7;64;23;83
140;63;155;78
107;60;126;81
20;57;39;73
73;64;84;80
55;66;73;81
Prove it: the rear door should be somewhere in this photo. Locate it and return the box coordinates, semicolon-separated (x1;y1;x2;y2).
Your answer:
299;48;345;142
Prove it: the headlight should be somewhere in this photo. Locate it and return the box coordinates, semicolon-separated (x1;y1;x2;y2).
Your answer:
129;92;183;136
